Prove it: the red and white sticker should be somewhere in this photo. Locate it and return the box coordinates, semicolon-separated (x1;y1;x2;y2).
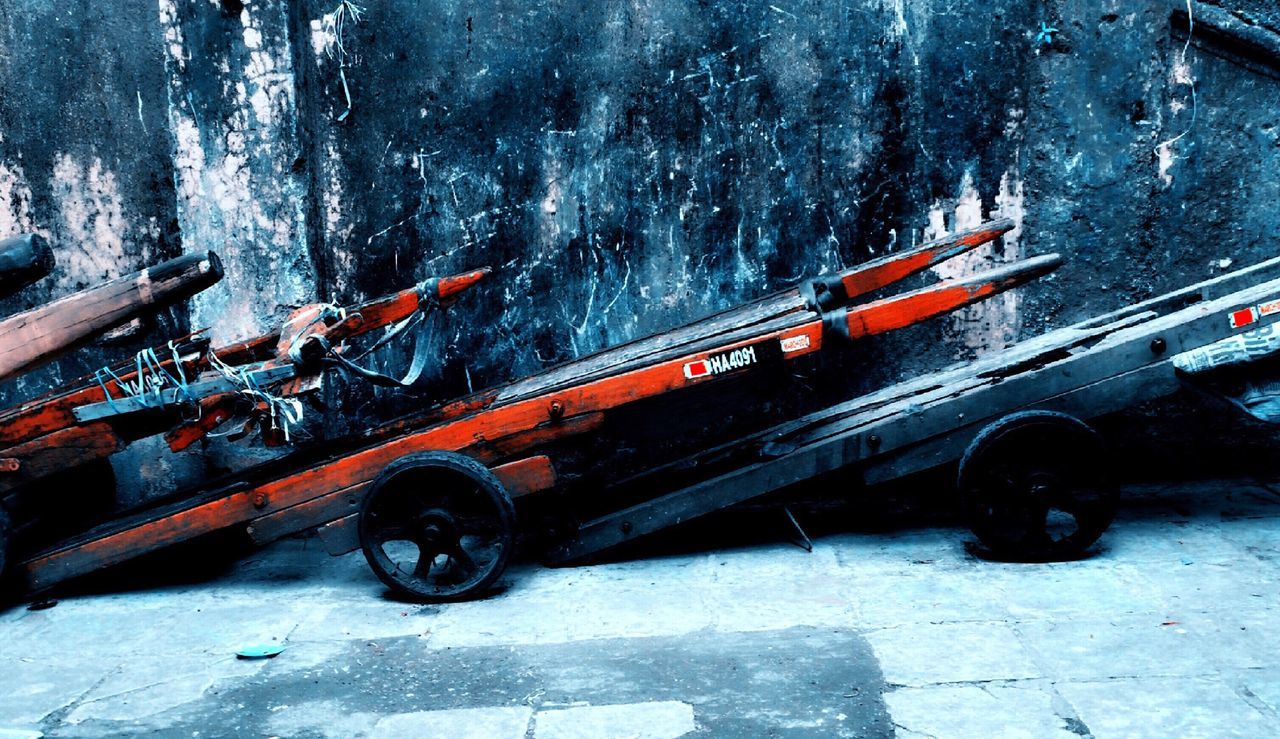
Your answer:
779;334;811;354
1229;307;1259;329
1228;296;1280;328
683;359;712;379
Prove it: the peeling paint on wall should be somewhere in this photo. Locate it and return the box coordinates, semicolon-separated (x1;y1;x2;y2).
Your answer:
159;0;315;343
0;161;39;240
47;154;134;290
0;0;1277;481
1157;51;1197;188
929;169;1025;357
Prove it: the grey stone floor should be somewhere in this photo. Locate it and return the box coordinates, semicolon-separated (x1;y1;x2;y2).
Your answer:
1;478;1279;738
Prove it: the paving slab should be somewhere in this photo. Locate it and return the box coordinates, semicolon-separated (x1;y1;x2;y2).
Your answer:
1;478;1277;737
884;683;1081;739
865;621;1042;687
1015;615;1220;681
371;706;532;738
0;658;106;727
1237;667;1280;716
1055;676;1275;739
533;702;695;739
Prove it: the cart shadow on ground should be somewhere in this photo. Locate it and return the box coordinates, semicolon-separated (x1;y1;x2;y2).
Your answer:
11;467;1279;610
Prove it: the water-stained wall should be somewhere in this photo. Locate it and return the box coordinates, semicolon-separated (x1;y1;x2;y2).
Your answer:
0;0;1278;490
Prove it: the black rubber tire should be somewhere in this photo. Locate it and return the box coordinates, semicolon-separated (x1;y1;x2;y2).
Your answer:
958;411;1117;561
359;451;515;603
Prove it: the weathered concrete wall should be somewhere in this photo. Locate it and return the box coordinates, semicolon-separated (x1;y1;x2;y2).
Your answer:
159;0;318;344
0;0;181;397
0;0;1278;488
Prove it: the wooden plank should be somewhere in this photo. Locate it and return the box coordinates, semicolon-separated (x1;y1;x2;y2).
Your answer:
493;455;557;498
1073;255;1280;331
315;514;359;556
861;360;1178;486
245;483;365;546
0;252;222;383
243;455;556;546
549;432;859;563
497;292;807;401
0;423;123;494
499;220;1013;402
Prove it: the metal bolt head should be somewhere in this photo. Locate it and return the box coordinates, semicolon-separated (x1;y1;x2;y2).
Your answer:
252;492;269;509
1150;337;1167;354
548;400;565;421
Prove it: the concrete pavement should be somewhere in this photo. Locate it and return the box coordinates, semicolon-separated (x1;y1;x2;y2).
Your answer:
1;478;1278;737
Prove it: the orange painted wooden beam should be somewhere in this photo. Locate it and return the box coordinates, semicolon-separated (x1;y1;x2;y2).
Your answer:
0;422;124;494
806;220;1015;310
833;254;1061;340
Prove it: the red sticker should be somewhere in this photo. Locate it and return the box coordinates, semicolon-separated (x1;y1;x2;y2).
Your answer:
1229;307;1258;329
683;359;711;379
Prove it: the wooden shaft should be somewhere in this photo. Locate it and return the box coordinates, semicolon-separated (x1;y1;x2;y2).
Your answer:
832;254;1062;340
0;266;483;452
321;265;492;346
0;233;55;301
804;219;1014;310
0;251;223;383
436;267;491;300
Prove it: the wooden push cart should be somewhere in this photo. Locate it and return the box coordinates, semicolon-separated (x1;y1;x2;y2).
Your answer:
4;222;1278;604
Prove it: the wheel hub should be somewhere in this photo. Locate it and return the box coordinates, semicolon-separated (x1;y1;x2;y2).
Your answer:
358;452;516;603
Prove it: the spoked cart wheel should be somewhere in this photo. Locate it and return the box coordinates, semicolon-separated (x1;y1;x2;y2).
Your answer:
359;451;515;602
958;411;1118;561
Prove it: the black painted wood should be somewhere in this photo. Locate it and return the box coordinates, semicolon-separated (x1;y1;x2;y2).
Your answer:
551;262;1280;562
